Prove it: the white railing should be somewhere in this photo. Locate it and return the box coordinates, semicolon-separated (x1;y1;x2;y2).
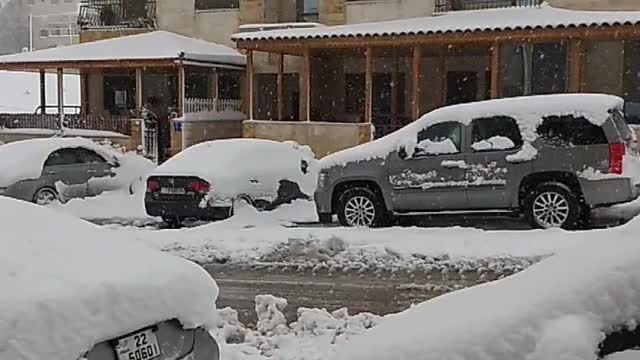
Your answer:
184;98;243;114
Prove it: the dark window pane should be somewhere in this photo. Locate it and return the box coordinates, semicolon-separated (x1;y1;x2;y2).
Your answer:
532;42;568;95
417;122;462;153
45;149;82;166
500;43;525;97
471;116;522;151
538;115;608;146
599;325;640;358
624;40;640;103
195;0;239;10
76;148;106;164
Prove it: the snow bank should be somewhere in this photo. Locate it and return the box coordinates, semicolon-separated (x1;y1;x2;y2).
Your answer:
151;139;318;201
0;197;219;360
333;217;640;360
607;351;640;360
321;94;621;168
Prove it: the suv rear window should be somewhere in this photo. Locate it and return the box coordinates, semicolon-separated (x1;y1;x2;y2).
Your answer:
471;116;523;152
537;115;608;147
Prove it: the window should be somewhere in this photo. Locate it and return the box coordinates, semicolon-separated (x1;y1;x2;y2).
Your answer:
298;0;319;22
532;42;568;95
537;116;608;147
471;116;522;152
75;148;107;164
45;149;82;167
599;325;640;358
195;0;239;10
415;122;462;155
39;29;49;37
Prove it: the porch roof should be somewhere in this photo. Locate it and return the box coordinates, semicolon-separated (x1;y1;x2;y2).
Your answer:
234;4;640;45
0;31;246;71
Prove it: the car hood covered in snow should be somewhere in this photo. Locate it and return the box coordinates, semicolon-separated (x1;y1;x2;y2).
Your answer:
0;197;218;360
151;139;318;200
0;137;154;188
334;220;640;360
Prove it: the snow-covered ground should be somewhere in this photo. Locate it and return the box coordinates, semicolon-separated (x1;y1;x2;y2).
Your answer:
0;70;80;113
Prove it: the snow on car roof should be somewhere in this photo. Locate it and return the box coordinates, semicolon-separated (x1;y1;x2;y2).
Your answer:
151;138;318;199
0;137;122;187
321;94;623;168
334;220;640;360
0;197;218;360
233;4;640;42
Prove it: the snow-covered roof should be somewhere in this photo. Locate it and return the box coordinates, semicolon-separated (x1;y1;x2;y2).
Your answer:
0;31;245;68
0;196;219;360
233;4;640;42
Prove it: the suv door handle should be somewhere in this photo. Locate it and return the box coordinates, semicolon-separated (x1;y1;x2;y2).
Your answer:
441;160;468;169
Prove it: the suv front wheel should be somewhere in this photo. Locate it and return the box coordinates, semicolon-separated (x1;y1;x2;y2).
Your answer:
337;187;387;227
524;182;582;230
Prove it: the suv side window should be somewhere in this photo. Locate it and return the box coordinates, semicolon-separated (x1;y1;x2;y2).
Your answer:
75;148;107;164
537;115;608;147
416;122;462;156
599;325;640;358
44;148;82;167
471;116;523;152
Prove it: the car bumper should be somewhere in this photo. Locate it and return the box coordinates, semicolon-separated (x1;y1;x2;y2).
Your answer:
145;197;231;220
314;188;333;215
581;177;640;207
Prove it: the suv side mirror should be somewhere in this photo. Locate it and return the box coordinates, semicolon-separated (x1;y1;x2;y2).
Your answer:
398;146;408;160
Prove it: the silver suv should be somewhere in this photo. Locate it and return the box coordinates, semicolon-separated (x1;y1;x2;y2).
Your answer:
315;94;640;229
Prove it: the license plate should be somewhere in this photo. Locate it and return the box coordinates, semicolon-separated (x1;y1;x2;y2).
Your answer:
115;328;162;360
160;187;185;195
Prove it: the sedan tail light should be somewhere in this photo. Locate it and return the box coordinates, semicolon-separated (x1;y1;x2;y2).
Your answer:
146;180;160;193
188;180;210;194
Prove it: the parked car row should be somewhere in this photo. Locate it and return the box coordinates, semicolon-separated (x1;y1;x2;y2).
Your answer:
0;94;639;230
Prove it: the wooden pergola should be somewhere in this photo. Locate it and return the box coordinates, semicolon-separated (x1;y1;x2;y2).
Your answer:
0;31;245;130
234;5;640;126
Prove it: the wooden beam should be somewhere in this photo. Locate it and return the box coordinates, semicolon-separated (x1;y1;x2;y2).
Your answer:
490;42;500;99
301;48;311;122
39;69;46;114
436;49;446;107
135;68;143;112
365;47;373;124
81;72;89;114
56;68;64;130
277;53;284;121
235;24;640;53
391;49;398;125
208;70;218;100
0;59;179;72
246;50;254;119
411;46;421;121
178;65;186;117
569;40;583;93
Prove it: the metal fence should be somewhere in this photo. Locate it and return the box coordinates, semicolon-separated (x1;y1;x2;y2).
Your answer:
184;98;243;114
434;0;541;13
78;0;157;29
0;113;132;135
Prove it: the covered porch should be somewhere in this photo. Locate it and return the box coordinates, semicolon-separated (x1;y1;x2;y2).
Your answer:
0;31;246;162
234;5;640;156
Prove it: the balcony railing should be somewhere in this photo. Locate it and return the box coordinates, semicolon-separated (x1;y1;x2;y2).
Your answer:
78;0;157;30
434;0;542;13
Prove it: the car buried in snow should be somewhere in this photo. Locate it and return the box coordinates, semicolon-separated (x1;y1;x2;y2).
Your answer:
315;94;640;229
0;138;154;205
0;196;220;360
144;139;318;227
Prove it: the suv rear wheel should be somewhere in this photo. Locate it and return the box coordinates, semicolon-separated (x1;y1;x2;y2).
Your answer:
337;187;387;227
525;182;581;230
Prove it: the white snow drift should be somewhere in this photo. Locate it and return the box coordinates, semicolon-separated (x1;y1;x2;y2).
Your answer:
333;216;640;360
0;197;218;360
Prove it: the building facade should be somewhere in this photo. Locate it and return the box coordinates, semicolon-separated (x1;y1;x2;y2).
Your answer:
27;0;81;50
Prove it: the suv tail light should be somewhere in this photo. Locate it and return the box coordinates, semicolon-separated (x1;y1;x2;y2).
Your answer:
146;180;160;193
609;143;625;175
188;180;210;194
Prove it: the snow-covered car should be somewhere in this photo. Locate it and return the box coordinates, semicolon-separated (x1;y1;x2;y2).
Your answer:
145;139;317;226
0;137;154;205
0;196;220;360
333;218;640;360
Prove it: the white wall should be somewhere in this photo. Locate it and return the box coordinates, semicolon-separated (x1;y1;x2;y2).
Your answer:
346;0;434;24
548;0;640;10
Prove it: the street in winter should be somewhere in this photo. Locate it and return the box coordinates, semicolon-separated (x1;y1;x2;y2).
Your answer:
5;1;640;360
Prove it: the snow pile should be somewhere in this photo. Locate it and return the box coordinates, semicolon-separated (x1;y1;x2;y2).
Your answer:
333;216;640;360
607;351;640;360
471;136;515;151
414;138;458;155
322;94;619;168
151;139;318;202
48;189;156;223
0;197;219;360
214;295;381;360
